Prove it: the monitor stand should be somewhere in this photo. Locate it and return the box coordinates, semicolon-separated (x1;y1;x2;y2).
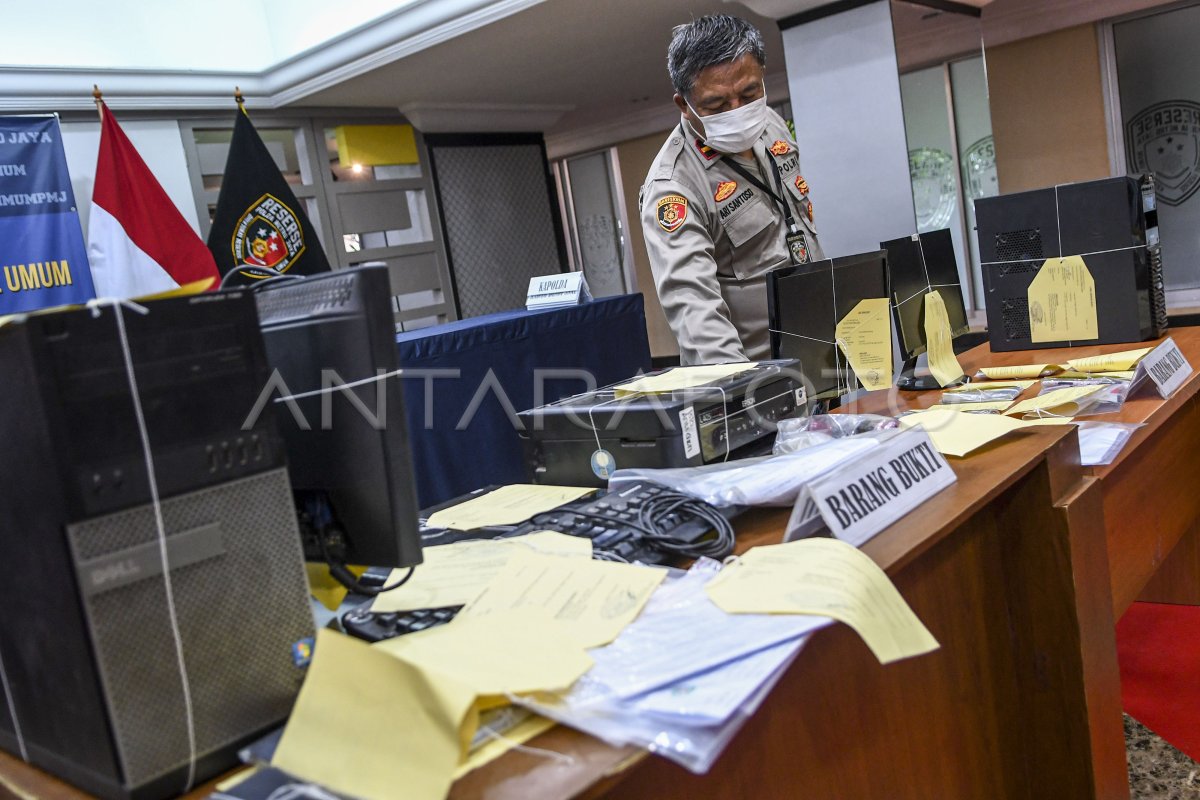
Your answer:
896;353;969;391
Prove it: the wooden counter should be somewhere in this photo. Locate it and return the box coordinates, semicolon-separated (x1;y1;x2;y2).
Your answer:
10;331;1200;800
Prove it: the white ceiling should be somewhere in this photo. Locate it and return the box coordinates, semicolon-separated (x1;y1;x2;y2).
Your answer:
0;0;417;72
0;0;996;153
295;0;789;135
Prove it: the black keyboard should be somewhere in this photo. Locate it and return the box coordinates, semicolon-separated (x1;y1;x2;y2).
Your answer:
341;481;738;643
342;604;462;643
507;480;733;564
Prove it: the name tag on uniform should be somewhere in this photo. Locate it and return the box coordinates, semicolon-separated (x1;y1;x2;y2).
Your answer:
786;229;811;265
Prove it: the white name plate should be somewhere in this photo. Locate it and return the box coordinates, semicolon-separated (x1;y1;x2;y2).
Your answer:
526;272;592;310
1132;336;1193;399
785;427;956;547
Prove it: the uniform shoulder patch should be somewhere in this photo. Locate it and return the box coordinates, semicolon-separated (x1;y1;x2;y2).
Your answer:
795;175;809;195
714;181;737;202
769;140;791;156
656;195;689;232
694;138;720;162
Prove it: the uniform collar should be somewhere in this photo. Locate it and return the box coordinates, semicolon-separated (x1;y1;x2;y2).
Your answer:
681;114;789;171
680;116;723;170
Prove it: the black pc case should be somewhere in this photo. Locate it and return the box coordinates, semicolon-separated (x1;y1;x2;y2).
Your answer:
0;292;314;800
975;175;1167;352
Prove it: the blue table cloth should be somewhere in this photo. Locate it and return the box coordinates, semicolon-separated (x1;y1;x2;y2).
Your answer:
396;294;651;507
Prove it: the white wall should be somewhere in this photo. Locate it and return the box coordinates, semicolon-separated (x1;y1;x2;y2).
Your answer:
60;120;201;237
783;1;916;258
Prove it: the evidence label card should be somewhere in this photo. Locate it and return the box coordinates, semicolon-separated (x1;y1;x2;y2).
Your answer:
787;427;956;547
1133;337;1193;399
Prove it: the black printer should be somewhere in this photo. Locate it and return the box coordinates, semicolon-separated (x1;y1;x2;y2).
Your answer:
518;360;806;487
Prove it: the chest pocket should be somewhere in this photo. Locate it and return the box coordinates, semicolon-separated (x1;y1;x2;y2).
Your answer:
722;194;776;249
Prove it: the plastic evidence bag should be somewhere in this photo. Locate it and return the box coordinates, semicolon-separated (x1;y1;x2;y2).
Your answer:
608;436;883;507
1037;379;1130;417
513;559;828;774
773;414;899;454
1076;421;1143;466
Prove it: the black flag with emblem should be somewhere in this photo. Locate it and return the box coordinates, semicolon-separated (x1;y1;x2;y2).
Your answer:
206;109;331;277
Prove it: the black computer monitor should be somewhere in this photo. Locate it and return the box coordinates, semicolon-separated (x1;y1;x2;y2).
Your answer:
767;250;890;403
881;229;969;389
254;265;422;573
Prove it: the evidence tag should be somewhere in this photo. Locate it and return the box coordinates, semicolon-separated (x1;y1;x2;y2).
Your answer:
786;229;812;265
591;449;616;480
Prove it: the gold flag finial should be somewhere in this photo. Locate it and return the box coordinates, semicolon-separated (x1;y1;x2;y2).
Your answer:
92;84;104;118
234;86;245;108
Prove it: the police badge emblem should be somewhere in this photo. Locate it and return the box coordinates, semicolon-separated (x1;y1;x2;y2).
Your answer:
714;181;737;202
230;193;307;273
657;195;688;232
786;230;810;265
769;140;791;156
1127;101;1200;206
794;175;809;196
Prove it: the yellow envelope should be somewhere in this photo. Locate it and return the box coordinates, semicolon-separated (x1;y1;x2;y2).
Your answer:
376;610;592;697
371;531;592;614
705;539;939;664
1065;347;1154;373
899;408;1037;457
425;484;596;531
273;629;478;800
134;277;216;301
459;550;667;648
944;380;1036;392
978;364;1064;380
614;363;757;396
923;291;965;387
1003;384;1109;418
1027;256;1098;343
835;298;893;391
454;713;556;779
1055;370;1136;380
923;401;1013;414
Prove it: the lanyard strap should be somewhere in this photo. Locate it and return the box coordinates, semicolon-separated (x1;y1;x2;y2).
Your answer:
721;151;799;233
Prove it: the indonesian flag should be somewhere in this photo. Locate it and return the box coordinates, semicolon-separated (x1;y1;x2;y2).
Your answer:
87;104;219;298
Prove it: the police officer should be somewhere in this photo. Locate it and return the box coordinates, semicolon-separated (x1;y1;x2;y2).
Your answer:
640;15;823;366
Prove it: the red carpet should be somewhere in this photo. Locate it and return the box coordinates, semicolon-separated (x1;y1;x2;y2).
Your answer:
1116;601;1200;761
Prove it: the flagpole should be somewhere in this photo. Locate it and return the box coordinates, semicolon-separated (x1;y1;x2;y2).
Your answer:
92;84;104;119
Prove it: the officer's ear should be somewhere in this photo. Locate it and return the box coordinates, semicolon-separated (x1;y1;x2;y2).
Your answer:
672;93;689;116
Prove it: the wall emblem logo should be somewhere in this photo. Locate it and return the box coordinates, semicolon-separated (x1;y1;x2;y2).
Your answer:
1127;101;1200;207
908;148;956;231
962;136;998;201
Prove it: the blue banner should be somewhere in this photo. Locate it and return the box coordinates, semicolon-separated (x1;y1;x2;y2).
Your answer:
0;116;94;314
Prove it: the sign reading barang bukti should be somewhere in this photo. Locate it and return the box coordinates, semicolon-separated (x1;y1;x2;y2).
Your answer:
0;116;95;313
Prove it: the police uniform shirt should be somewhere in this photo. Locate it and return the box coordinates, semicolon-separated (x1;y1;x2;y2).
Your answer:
640;107;824;366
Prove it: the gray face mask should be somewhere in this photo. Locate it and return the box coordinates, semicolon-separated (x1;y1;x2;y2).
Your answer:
687;88;768;153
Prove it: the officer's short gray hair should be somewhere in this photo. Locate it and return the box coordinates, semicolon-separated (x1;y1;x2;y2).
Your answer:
668;15;766;99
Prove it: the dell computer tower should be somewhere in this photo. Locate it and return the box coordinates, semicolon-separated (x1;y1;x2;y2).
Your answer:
975;175;1167;352
0;292;314;800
